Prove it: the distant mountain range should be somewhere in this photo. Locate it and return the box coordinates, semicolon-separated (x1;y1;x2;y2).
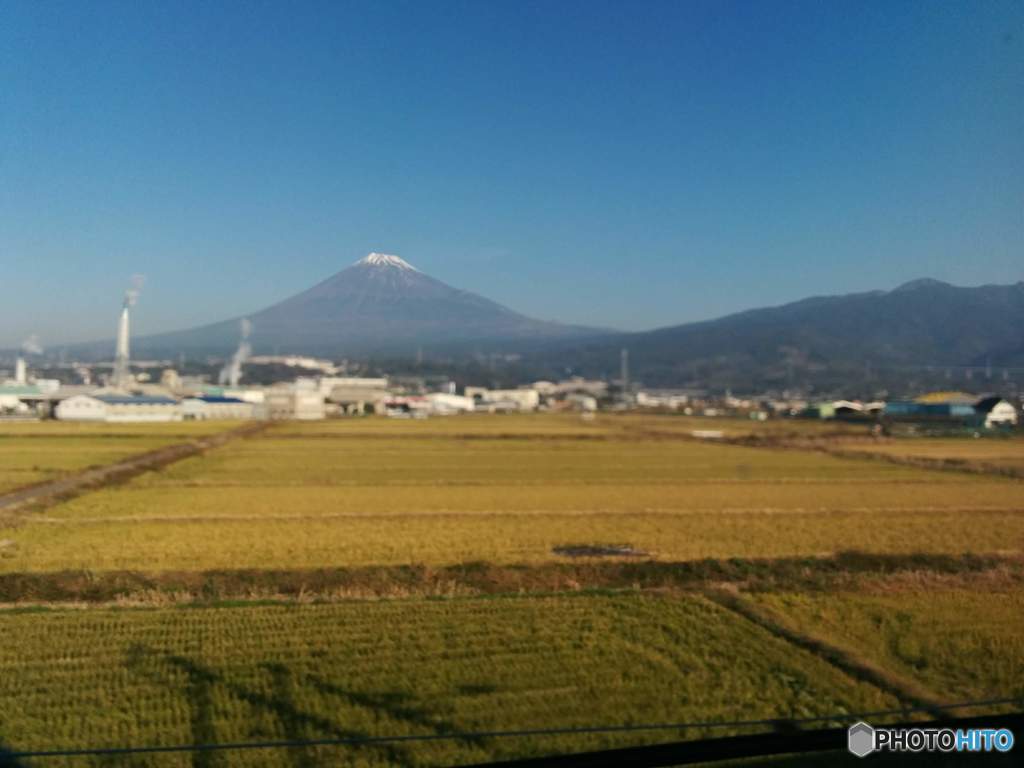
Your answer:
52;255;1024;392
530;277;1024;392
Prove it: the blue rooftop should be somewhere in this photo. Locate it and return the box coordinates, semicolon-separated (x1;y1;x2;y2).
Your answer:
192;395;245;404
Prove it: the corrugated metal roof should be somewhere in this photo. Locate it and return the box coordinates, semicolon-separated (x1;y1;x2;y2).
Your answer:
94;395;178;405
189;396;245;404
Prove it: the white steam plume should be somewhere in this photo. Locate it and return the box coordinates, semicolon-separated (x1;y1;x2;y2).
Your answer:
124;274;145;307
219;319;253;387
21;334;43;355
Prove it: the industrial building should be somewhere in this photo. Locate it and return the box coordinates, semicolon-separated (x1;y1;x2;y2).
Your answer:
56;394;182;422
264;388;326;420
883;392;1018;429
464;387;540;412
181;395;256;421
326;386;391;415
0;384;44;417
425;393;476;414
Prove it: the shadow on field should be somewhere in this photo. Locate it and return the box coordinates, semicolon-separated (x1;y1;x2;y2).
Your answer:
124;645;472;767
739;748;1022;766
308;673;484;746
0;743;26;768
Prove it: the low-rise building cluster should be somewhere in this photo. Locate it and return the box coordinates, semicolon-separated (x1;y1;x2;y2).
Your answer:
629;387;1019;431
0;353;621;423
1;354;1019;431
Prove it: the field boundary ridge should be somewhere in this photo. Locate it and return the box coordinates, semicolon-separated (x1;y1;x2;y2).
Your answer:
0;551;1020;606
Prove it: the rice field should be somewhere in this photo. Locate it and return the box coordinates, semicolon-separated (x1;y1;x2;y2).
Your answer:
0;421;234;494
0;593;897;766
270;411;870;441
836;436;1024;474
1;416;1021;572
0;414;1020;766
752;585;1024;703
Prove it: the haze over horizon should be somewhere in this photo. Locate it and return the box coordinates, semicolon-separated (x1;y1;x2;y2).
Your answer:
2;0;1022;348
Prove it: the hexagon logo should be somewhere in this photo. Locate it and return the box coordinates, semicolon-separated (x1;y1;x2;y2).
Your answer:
848;721;876;758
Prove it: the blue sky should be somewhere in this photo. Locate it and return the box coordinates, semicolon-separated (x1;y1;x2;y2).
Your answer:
2;0;1021;347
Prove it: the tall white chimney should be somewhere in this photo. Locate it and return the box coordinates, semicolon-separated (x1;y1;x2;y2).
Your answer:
14;357;27;385
112;295;132;389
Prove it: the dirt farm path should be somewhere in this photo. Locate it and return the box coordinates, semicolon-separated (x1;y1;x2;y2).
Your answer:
0;422;268;514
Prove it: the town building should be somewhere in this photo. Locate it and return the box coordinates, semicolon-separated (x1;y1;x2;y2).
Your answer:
975;397;1018;428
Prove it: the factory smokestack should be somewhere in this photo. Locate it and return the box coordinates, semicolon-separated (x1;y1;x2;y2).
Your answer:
219;318;252;388
15;335;42;386
112;276;144;390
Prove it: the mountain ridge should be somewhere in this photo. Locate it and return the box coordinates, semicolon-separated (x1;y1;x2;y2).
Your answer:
125;253;605;357
526;277;1024;390
34;260;1024;394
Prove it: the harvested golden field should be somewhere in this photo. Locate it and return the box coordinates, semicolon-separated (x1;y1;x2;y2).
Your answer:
0;414;1020;766
271;412;869;440
137;434;946;487
8;508;1024;574
0;594;896;766
753;585;1024;703
0;421;234;495
1;416;1021;572
0;421;235;438
837;436;1024;474
270;412;616;438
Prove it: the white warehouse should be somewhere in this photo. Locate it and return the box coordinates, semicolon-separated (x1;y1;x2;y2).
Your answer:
56;394;182;422
181;395;256;420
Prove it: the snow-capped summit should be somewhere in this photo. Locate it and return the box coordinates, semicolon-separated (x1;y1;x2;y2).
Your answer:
358;252;418;271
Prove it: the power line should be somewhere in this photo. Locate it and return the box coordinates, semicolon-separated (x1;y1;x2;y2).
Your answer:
4;695;1020;760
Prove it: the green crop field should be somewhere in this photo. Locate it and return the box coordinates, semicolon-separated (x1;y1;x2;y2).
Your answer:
0;421;234;494
0;594;896;766
0;413;1020;766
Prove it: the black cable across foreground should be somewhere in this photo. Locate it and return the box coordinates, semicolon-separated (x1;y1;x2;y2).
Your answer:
4;695;1020;759
457;711;1024;768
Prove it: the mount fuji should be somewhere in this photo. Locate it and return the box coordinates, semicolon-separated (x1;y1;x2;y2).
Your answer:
127;253;606;356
